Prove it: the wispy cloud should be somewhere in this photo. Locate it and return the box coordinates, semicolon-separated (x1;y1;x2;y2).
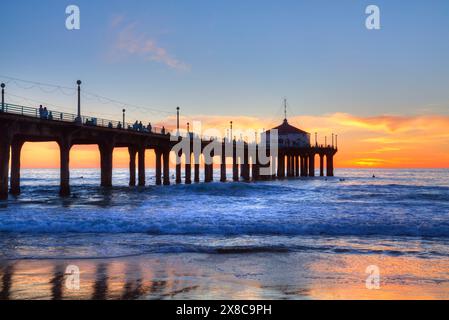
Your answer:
108;16;190;71
110;14;125;28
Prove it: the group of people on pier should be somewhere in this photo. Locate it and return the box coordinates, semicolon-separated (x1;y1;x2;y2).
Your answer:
131;121;152;132
35;103;169;136
129;121;166;135
38;105;53;120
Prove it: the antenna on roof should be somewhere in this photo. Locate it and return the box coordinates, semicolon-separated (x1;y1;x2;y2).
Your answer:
283;98;287;122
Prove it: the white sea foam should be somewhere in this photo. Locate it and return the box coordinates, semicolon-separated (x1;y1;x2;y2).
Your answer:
0;168;448;259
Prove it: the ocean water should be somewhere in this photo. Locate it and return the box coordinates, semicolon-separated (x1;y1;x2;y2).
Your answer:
1;168;449;299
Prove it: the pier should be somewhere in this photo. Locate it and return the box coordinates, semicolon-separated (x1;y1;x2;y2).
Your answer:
0;83;337;200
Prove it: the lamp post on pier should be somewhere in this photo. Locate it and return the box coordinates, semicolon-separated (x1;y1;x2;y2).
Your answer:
122;109;126;129
75;80;82;124
176;106;180;136
230;121;233;141
1;83;5;113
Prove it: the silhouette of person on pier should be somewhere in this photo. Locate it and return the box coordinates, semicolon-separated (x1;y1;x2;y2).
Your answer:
38;105;49;119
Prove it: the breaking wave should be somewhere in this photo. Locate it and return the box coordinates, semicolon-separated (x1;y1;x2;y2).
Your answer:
1;168;449;259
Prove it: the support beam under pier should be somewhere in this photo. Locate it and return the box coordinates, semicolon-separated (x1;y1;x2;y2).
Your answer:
10;139;24;195
252;146;259;181
58;139;71;197
327;154;334;177
220;142;226;182
320;155;324;177
138;147;146;186
205;162;212;183
277;154;285;178
194;162;200;183
155;149;162;186
232;143;239;182
163;150;170;186
99;143;114;187
185;152;192;184
128;146;137;186
295;155;299;177
0;136;11;200
175;151;182;184
300;156;305;177
304;156;309;177
242;145;250;181
288;155;294;177
309;154;315;177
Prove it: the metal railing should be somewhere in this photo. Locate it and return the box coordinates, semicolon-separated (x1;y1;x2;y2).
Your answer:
0;103;172;135
0;102;222;141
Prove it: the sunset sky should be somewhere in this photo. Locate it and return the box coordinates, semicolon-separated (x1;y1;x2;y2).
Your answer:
1;0;449;168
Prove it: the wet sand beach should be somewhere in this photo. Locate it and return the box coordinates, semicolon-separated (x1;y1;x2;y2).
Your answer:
2;250;449;300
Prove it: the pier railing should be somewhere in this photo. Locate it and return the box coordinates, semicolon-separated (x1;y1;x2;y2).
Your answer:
0;103;223;141
1;103;175;136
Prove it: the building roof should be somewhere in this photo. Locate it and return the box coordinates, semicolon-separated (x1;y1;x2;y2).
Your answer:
266;119;310;135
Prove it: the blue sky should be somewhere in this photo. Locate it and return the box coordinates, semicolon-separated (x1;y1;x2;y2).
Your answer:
1;0;449;123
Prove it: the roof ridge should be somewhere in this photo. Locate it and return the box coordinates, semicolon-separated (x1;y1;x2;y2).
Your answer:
266;120;310;135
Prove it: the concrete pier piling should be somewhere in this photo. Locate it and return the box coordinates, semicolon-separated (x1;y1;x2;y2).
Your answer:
163;150;170;186
99;143;113;187
155;149;162;186
138;146;145;186
10;139;24;195
128;146;137;186
0;135;11;200
58;139;71;197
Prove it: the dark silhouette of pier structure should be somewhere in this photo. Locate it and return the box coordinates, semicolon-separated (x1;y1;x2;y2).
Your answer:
0;82;337;200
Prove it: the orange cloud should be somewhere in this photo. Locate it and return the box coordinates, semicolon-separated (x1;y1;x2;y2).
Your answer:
298;113;449;168
17;113;449;169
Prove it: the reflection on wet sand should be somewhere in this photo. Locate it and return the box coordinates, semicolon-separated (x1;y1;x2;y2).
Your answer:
0;264;14;300
307;253;449;300
0;257;215;300
92;263;108;300
50;265;65;300
1;251;449;300
121;263;145;300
